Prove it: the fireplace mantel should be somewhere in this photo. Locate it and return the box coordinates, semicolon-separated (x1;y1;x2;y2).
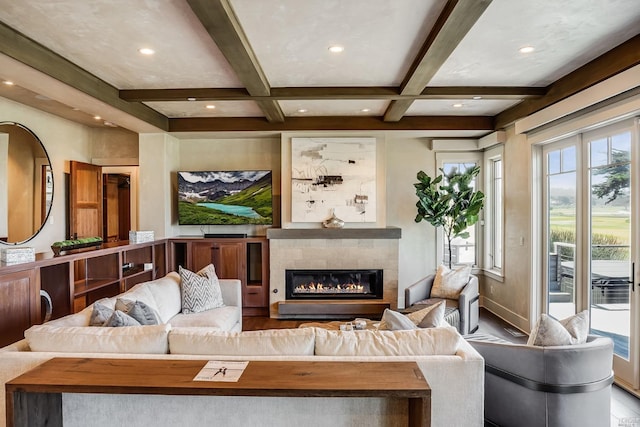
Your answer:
267;227;401;240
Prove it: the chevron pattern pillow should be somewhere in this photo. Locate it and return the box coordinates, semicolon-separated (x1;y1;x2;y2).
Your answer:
179;264;224;314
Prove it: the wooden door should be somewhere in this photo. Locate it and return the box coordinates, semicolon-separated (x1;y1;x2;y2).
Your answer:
103;175;119;242
190;240;244;280
69;161;103;239
211;241;244;280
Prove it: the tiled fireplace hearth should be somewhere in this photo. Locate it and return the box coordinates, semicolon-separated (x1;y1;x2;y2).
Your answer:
267;228;401;319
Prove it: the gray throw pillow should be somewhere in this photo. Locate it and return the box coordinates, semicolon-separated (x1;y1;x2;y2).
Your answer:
378;309;418;331
104;310;142;327
115;298;159;325
179;265;224;314
90;302;114;326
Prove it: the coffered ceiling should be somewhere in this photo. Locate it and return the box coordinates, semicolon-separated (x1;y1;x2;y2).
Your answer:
0;0;638;137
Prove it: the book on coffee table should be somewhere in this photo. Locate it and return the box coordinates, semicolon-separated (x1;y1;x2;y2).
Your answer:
193;360;249;382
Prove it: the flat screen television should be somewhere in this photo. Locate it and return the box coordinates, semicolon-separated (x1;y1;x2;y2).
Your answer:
177;170;273;225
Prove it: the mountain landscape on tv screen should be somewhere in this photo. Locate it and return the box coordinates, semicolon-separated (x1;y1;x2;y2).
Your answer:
178;171;272;225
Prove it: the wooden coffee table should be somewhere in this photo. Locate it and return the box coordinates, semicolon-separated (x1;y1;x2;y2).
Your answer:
6;358;431;427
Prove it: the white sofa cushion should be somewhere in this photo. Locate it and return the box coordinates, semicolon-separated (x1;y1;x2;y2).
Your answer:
120;282;160;313
169;328;316;356
169;306;240;330
140;272;182;323
314;327;461;356
24;324;171;354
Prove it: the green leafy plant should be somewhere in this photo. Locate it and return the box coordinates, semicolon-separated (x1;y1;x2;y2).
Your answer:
414;166;485;268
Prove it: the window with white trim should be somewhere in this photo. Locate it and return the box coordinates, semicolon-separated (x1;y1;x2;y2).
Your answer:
484;145;504;274
435;152;482;268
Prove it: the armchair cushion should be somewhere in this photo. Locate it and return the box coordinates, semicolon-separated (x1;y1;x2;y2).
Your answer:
431;264;472;299
527;311;589;346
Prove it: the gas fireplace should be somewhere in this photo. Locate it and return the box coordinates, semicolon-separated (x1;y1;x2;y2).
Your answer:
285;269;383;300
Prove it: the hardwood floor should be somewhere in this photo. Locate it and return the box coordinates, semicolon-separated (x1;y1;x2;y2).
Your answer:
243;308;640;427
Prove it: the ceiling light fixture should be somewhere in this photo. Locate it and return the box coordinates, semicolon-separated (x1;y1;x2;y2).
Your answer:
206;105;216;109
328;45;344;53
472;96;482;100
94;115;101;120
361;108;371;113
452;103;464;108
187;97;196;101
519;46;535;54
3;80;14;86
138;47;155;55
297;109;308;113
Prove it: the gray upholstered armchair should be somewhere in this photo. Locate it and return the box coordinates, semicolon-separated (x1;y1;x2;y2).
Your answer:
469;335;614;427
404;274;479;335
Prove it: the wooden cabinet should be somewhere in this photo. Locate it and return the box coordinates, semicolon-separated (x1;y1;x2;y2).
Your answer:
171;237;269;316
0;269;38;347
0;240;168;347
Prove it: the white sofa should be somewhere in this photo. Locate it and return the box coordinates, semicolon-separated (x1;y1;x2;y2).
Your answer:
0;273;484;426
40;271;243;334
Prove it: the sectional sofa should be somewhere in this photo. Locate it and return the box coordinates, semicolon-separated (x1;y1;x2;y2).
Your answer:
0;272;484;426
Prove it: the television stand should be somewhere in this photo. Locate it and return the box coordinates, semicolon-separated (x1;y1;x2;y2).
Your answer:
203;233;247;238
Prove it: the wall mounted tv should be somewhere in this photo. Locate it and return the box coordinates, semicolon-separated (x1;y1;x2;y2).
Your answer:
177;171;273;225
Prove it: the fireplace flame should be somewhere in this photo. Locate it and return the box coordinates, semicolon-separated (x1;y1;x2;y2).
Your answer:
294;282;367;294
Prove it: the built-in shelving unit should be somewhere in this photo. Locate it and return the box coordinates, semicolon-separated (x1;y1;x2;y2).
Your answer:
170;236;269;316
0;240;168;347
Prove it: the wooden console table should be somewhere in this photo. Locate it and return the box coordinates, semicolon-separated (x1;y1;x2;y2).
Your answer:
6;358;431;427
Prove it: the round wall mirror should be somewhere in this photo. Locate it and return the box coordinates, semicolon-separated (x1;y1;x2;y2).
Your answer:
0;122;53;245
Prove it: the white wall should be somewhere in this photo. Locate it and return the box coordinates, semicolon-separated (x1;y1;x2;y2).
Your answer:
139;133;179;238
385;136;437;307
0;97;92;252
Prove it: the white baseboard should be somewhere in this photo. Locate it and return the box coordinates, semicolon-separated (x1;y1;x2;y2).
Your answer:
480;296;530;334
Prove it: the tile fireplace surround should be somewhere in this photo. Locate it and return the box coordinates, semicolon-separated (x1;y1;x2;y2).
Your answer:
267;228;401;318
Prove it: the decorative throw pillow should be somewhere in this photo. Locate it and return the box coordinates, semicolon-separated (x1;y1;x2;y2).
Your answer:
179;265;224;314
377;309;418;331
430;264;472;299
115;298;160;325
90;302;114;326
104;310;142;327
527;310;589;346
196;264;224;308
406;301;446;328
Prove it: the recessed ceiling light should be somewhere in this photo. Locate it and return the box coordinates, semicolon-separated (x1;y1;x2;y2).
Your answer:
361;108;371;113
297;109;308;113
187;97;197;101
94;115;101;120
452;103;464;108
104;121;117;127
138;47;155;55
519;46;535;54
328;45;344;53
206;105;216;109
472;96;482;100
3;80;14;86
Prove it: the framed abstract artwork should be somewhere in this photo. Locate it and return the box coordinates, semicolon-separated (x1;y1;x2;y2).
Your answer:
291;137;376;223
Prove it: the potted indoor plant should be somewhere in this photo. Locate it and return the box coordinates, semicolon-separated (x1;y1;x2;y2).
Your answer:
414;166;485;268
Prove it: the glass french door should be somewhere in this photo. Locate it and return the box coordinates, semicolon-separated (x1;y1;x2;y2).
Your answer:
544;120;639;388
